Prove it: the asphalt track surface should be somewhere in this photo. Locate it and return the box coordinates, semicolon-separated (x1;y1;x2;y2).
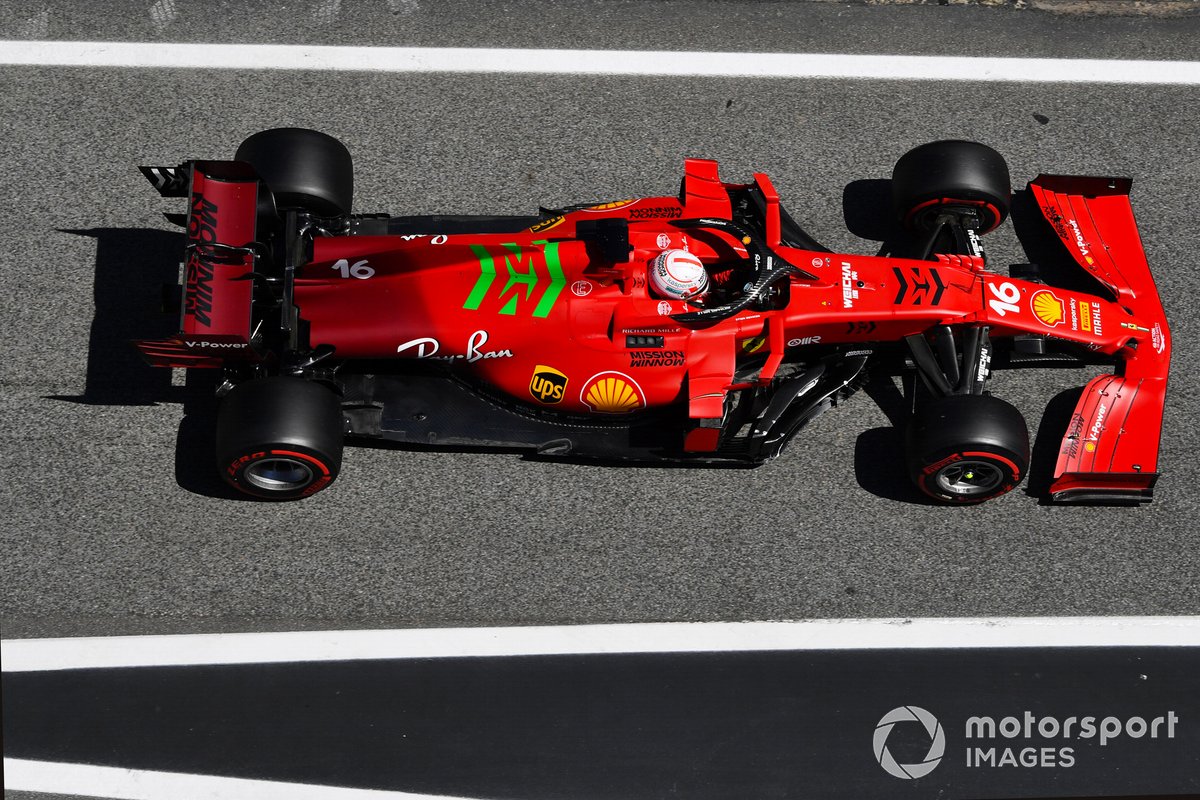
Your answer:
3;2;1200;645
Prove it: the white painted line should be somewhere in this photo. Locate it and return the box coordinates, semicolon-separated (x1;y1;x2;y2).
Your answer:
1;40;1199;83
4;758;480;800
4;618;1199;672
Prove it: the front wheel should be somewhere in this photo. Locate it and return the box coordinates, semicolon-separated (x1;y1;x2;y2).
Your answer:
906;393;1029;504
892;140;1011;234
216;377;345;500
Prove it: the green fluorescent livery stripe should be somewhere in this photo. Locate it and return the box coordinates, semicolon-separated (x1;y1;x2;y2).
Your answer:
499;250;540;310
463;245;496;310
533;242;565;318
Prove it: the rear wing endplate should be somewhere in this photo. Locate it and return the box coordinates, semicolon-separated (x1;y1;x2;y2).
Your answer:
139;164;190;197
134;161;263;368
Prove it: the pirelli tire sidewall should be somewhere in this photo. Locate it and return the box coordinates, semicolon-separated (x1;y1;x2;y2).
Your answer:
906;393;1030;504
216;376;345;500
234;128;353;218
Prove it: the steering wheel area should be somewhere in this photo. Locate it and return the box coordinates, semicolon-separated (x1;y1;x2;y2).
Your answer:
667;217;812;325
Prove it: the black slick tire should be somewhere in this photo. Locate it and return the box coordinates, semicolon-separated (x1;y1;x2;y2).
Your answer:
892;140;1011;234
235;128;353;217
906;393;1030;504
216;377;345;500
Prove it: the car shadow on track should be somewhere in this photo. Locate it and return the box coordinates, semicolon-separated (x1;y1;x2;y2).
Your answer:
51;228;183;406
854;375;940;506
49;227;248;501
1026;386;1085;505
843;180;951;505
1009;189;1112;297
843;179;904;256
349;436;759;471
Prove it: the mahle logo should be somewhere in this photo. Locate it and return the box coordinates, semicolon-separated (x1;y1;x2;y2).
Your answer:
874;706;945;780
529;365;568;404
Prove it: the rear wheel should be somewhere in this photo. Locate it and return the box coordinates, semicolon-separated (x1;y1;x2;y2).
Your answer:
906;393;1029;504
235;128;353;217
216;377;345;500
892;140;1011;234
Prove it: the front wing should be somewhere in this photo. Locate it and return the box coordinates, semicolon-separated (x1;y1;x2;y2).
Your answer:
1032;175;1170;503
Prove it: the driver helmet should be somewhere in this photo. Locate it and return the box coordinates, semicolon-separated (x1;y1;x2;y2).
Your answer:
648;249;708;301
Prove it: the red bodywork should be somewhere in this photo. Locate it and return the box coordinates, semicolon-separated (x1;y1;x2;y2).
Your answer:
134;162;263;368
1030;176;1170;501
137;159;1170;502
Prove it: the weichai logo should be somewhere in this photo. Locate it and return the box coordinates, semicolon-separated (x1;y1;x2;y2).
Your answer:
1030;289;1066;328
529;365;568;404
185;192;219;328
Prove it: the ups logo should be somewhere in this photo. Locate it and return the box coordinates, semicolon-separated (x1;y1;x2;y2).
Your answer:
529;365;568;404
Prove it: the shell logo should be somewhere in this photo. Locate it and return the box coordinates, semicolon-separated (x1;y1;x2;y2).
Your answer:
1031;289;1066;328
584;199;637;212
528;215;564;233
581;371;645;413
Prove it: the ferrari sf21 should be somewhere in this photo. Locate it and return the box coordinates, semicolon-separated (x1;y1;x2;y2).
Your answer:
136;130;1170;503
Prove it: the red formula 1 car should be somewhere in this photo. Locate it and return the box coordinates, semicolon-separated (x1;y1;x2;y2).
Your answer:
136;129;1170;503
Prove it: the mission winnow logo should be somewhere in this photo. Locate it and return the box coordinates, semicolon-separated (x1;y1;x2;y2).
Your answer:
874;706;1180;778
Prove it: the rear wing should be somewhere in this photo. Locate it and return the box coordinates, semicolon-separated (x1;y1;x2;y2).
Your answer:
1031;175;1170;503
133;161;264;368
139;165;189;197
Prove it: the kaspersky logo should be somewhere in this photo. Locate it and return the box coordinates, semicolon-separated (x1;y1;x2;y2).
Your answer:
874;706;946;779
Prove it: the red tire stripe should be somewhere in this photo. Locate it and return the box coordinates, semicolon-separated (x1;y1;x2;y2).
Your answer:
269;449;332;477
962;450;1021;480
905;197;1003;232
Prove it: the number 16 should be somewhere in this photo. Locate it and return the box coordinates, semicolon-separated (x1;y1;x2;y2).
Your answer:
988;281;1020;317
